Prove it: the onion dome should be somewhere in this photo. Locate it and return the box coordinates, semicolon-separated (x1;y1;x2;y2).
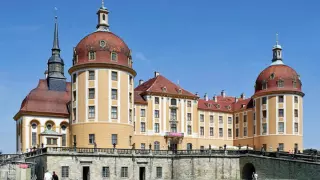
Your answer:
71;1;134;72
254;35;303;97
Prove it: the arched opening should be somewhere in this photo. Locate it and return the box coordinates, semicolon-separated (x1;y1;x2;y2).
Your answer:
242;163;256;180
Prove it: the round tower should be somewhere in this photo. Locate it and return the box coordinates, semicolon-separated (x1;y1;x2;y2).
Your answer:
69;2;136;148
252;35;304;152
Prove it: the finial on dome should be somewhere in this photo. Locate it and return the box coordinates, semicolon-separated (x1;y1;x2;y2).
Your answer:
271;33;284;65
101;0;105;9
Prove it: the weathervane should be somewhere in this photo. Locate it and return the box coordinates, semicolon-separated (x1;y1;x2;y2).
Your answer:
276;33;279;45
101;0;105;8
54;7;58;19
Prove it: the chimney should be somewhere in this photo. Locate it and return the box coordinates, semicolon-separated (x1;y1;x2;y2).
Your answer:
204;93;208;101
221;90;226;97
235;97;238;102
44;70;48;79
154;71;160;77
240;93;245;99
213;95;217;102
139;79;144;85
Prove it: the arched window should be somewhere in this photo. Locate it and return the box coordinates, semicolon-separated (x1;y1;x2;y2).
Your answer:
154;141;160;150
102;14;106;21
61;125;67;131
187;143;192;150
46;123;52;130
171;98;177;106
31;123;37;130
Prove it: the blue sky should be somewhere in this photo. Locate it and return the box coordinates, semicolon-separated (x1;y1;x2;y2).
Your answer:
0;0;319;153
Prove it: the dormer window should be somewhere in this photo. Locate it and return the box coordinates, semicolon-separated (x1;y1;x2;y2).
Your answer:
262;81;267;90
241;104;246;108
227;105;231;110
277;79;284;88
293;80;297;88
216;104;220;109
100;40;106;48
178;89;182;94
162;86;167;92
208;103;212;108
111;52;118;61
89;51;96;60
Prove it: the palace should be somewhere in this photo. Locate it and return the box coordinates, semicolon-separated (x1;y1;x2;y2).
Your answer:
13;2;304;154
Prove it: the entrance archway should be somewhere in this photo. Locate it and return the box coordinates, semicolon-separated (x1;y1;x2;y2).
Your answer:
242;163;256;180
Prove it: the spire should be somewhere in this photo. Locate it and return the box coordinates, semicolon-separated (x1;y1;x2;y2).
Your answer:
47;8;66;91
271;33;284;65
96;1;110;31
52;15;60;51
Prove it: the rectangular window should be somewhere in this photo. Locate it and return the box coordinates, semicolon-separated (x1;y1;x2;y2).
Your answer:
88;88;95;99
88;106;95;118
278;122;284;133
210;115;214;123
154;123;159;133
111;52;117;61
170;124;177;132
236;128;239;137
62;134;66;146
156;167;162;178
111;71;118;81
278;95;284;103
141;109;146;117
111;106;118;119
129;109;132;122
187;101;191;107
294;109;298;117
279;143;284;151
200;126;204;136
219;116;223;124
88;70;95;80
219;128;223;137
89;134;95;144
210;127;214;136
228;117;232;124
73;135;77;145
61;166;69;178
73;91;76;101
73;74;77;83
187;125;192;135
154;110;160;118
294;123;298;133
236;116;239;124
89;51;96;60
170;109;177;121
111;89;117;100
187;113;192;121
253;125;256;135
262;123;267;134
278;109;284;117
200;114;204;122
262;97;267;104
244;127;247;136
141;122;145;132
228;129;232;137
102;167;110;177
32;132;37;146
129;75;133;85
141;143;145;149
262;110;267;118
243;115;247;122
155;97;159;104
73;108;76;120
129;93;132;103
121;167;128;178
253;112;256;120
111;134;117;145
294;96;298;103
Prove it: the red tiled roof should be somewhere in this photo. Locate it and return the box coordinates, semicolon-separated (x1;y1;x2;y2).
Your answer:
135;75;198;98
233;98;253;112
198;95;235;113
14;79;71;119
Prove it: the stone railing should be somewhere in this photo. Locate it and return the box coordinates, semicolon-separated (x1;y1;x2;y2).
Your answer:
22;147;320;163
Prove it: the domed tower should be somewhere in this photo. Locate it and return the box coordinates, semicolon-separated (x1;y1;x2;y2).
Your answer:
68;2;136;148
252;36;304;152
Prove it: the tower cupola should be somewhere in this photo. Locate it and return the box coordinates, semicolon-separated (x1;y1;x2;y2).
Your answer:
271;33;283;65
96;0;110;31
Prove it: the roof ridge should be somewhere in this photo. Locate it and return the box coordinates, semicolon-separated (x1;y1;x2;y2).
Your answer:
145;75;160;92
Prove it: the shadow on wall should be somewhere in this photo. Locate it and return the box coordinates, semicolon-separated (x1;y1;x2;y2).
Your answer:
242;163;255;180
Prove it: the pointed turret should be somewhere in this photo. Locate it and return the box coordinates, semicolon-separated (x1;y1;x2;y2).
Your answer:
47;14;66;91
